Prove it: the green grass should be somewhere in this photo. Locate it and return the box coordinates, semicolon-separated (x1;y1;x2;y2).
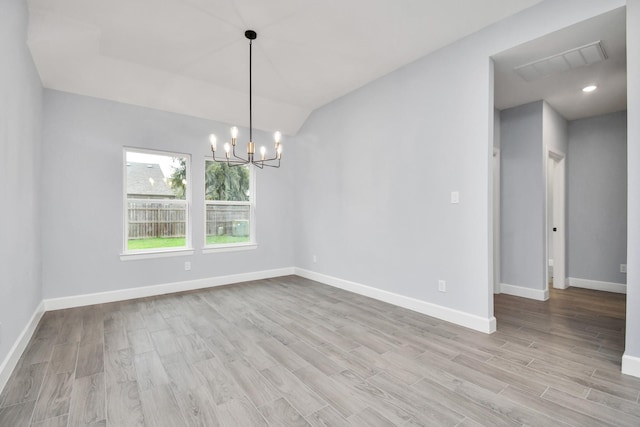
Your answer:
206;235;250;245
128;235;249;250
128;237;185;250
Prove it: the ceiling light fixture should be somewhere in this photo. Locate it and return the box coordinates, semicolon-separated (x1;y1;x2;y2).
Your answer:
209;30;282;168
582;85;597;92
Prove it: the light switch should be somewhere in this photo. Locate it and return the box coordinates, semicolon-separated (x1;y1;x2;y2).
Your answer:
450;191;460;204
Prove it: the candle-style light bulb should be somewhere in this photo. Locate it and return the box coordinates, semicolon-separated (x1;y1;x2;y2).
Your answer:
231;126;239;139
274;131;282;144
224;142;231;159
277;144;283;159
260;146;266;160
209;134;217;151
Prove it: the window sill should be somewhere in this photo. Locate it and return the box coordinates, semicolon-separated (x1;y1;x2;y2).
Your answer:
202;243;257;254
120;248;195;261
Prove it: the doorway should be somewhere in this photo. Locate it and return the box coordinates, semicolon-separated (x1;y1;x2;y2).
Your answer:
546;150;566;291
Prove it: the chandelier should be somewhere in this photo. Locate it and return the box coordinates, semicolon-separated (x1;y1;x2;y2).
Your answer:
209;30;282;168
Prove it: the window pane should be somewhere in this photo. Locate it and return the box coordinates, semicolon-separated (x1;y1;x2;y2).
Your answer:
126;152;187;200
206;204;250;245
205;161;250;201
127;201;186;250
125;150;189;252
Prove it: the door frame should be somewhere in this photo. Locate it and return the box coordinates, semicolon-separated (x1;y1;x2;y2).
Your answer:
546;149;567;290
493;148;501;294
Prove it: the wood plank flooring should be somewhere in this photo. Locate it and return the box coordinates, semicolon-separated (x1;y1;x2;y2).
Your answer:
1;276;639;426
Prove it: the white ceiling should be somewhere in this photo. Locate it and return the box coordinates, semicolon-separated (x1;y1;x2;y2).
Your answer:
27;0;542;135
493;7;627;120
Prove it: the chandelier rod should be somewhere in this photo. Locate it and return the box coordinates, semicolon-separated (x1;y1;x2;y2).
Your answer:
247;30;255;144
249;38;253;143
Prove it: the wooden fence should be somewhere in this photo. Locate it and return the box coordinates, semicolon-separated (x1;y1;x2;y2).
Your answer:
127;201;186;239
206;204;250;236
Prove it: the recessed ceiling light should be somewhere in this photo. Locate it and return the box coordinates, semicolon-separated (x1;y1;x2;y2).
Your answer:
582;85;597;92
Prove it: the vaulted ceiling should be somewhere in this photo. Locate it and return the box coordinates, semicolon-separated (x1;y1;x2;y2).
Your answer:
27;0;542;135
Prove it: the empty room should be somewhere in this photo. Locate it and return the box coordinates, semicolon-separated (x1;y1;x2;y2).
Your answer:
1;0;639;426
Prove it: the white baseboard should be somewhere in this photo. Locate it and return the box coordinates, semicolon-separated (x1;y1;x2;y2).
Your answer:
552;277;569;290
44;267;295;311
500;283;549;301
0;301;45;393
295;268;496;334
568;277;626;294
622;353;640;378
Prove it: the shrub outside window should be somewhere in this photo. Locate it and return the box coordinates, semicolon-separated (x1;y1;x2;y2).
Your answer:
124;149;191;253
205;161;254;248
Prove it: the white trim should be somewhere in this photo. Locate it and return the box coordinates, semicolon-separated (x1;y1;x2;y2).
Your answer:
500;283;549;301
493;148;501;295
622;354;640;378
0;301;45;393
43;267;295;311
295;268;496;334
550;150;566;290
568;277;627;294
203;160;257;251
123;147;193;255
120;249;195;261
202;244;257;254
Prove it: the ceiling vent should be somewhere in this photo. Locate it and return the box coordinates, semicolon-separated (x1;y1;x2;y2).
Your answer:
514;41;607;82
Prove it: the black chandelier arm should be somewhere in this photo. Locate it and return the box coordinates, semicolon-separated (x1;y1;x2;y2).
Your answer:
257;153;281;163
209;149;248;166
209;151;280;169
231;144;249;163
210;156;248;166
254;159;281;168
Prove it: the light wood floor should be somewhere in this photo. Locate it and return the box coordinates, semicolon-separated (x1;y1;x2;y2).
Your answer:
1;276;639;426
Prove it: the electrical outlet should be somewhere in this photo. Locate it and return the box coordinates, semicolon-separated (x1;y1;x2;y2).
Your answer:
185;261;191;271
313;255;317;263
450;191;460;204
621;264;627;273
438;280;446;292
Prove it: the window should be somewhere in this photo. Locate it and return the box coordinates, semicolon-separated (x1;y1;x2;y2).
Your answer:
123;149;191;254
204;161;255;249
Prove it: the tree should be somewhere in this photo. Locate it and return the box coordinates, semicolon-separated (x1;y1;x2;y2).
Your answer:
168;158;187;199
205;162;250;201
168;159;250;201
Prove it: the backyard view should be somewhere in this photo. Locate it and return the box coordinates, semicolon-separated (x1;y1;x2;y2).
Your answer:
127;235;249;250
125;151;251;251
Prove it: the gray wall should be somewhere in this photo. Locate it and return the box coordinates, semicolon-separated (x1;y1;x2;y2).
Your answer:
41;90;294;299
544;102;569;154
568;112;628;285
626;0;640;364
500;102;545;291
0;0;43;364
291;1;625;321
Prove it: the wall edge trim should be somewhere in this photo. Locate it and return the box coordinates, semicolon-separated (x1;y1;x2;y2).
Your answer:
568;277;627;294
43;267;296;311
0;301;46;393
622;353;640;378
296;268;496;334
500;283;549;301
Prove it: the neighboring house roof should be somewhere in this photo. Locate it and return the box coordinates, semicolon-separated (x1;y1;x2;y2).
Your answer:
126;162;176;198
